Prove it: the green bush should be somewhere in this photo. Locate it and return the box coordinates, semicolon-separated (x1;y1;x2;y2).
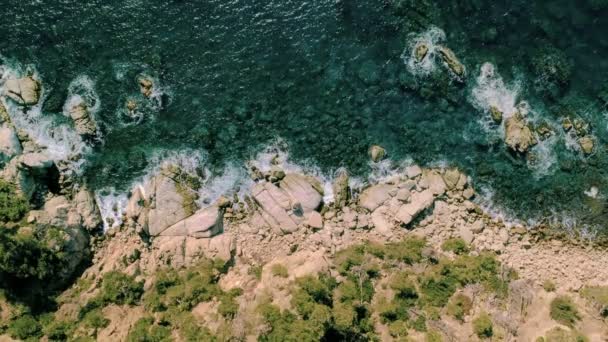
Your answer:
0;180;29;222
550;296;580;327
8;314;42;340
126;316;171;342
0;228;66;281
447;293;472;322
44;319;75;341
543;280;556;292
441;238;469;255
82;308;110;330
472;312;493;339
271;264;289;278
99;271;144;305
426;329;443;342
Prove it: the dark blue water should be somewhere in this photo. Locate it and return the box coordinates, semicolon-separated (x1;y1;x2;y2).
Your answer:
3;0;608;231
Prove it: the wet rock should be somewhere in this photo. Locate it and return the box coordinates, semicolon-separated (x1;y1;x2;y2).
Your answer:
160;205;223;238
504;112;537;153
68;102;97;137
138;77;154;98
269;166;285;182
0;123;22;158
437;46;465;81
414;42;429;63
535;121;554;140
578;136;594;155
368;145;386;163
359;184;394;212
332;169;350;207
280;173;322;214
561;117;573;132
395;190;434;224
489;106;503;124
4;76;41;105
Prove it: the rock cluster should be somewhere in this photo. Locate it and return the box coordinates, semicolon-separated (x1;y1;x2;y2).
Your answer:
3;76;41;106
68;101;97;137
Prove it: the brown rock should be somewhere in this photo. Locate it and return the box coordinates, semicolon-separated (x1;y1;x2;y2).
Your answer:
368;145;386;163
504;112;537;153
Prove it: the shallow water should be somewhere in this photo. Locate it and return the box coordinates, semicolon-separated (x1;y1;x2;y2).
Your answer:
3;0;608;231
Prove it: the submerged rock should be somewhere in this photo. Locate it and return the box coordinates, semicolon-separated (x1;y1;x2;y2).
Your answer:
368;145;386;163
489;106;503;124
3;76;41;105
437;46;465;81
504;113;537;153
578;136;594;155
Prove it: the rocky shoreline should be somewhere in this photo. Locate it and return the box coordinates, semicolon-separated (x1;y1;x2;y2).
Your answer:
0;75;606;340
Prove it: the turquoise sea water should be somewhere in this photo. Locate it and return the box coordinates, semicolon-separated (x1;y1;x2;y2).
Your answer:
2;1;608;231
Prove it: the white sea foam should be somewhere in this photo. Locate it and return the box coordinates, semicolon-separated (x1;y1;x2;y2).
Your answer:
0;63;91;167
471;62;522;122
95;188;129;231
401;26;446;77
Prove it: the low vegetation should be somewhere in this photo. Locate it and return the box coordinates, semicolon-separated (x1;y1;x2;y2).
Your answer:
472;312;493;339
550;296;580;327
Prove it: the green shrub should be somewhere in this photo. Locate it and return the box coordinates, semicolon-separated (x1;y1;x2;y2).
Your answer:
8;314;42;340
472;312;493;339
249;265;263;280
447;293;472;322
82;308;110;330
581;285;608;317
544;326;589;342
44;319;75;341
126;316;171;342
550;296;580;327
441;238;469;255
271;264;289;278
99;271;144;305
426;329;443;342
0;227;66;281
411;314;427;332
0;180;29;222
543;280;556;292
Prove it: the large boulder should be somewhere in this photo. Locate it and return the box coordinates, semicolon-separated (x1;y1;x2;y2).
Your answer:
0;152;55;199
0;123;22;158
279;173;322;214
251;182;299;234
368;145;386;163
395;190;435;225
68;102;97;137
144;167;198;236
160;205;223;238
3;76;41;106
504;113;537;153
437;46;465;82
359;184;394;212
73;187;103;230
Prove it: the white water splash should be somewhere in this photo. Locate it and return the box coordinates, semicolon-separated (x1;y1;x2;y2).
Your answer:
401;26;446;77
0;63;91;168
95;188;129;231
